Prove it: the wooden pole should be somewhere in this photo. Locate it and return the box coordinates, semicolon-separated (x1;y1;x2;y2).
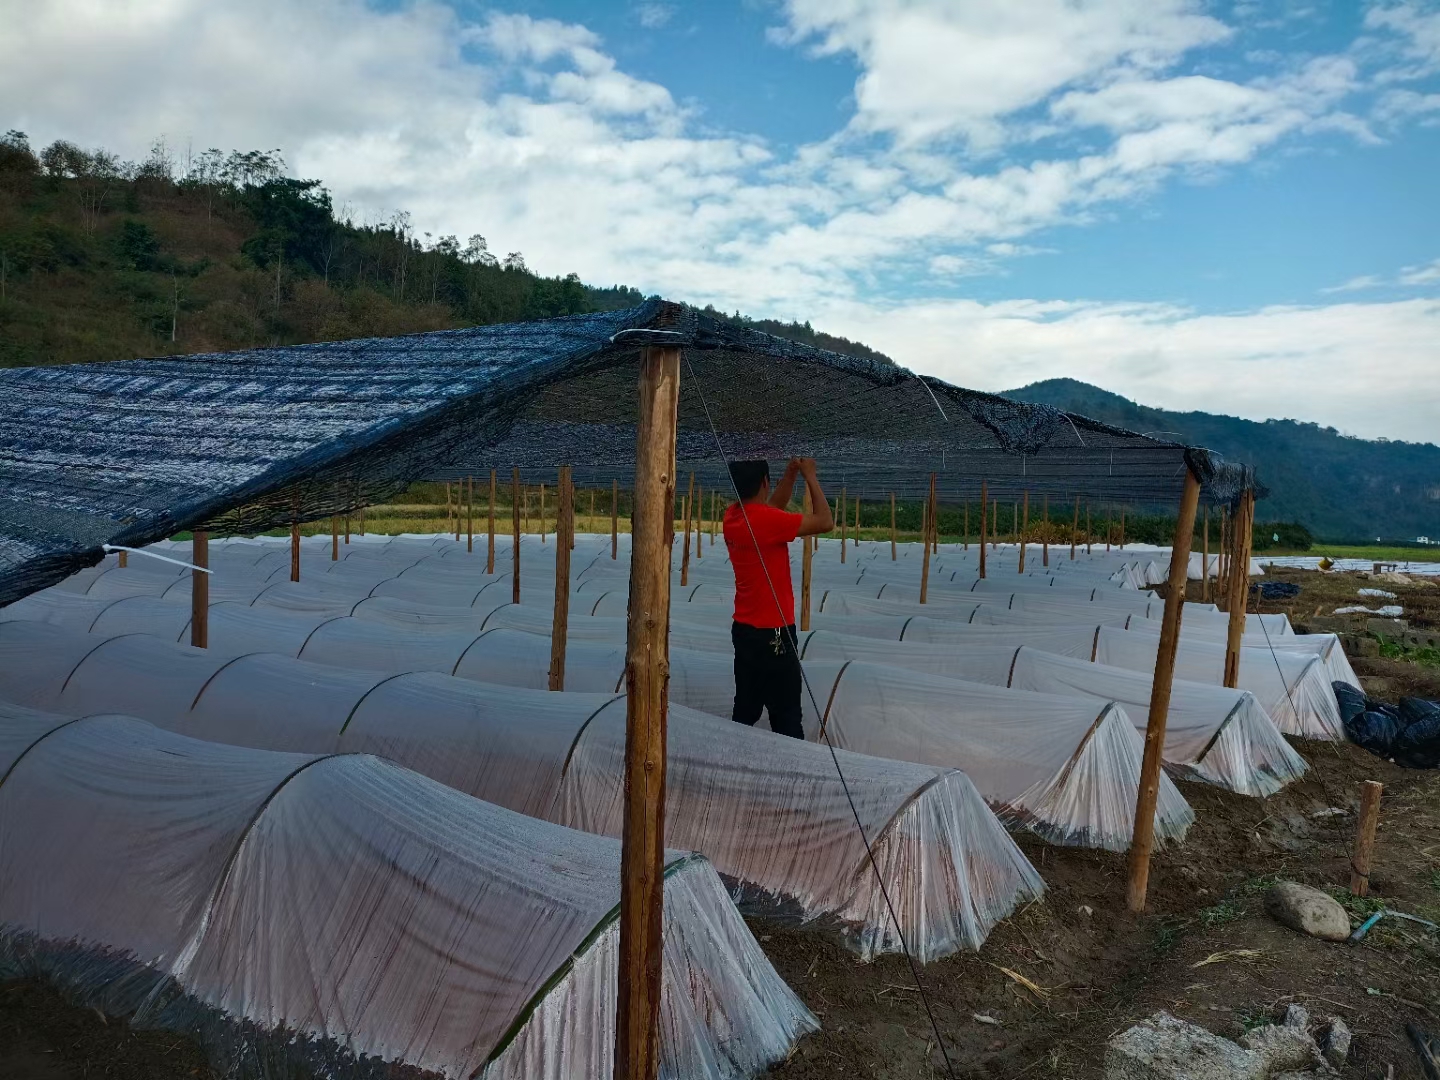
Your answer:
540;482;547;544
331;515;339;561
1018;491;1029;574
466;476;474;551
549;466;574;692
963;501;969;551
1119;506;1127;550
615;346;679;1080
1350;780;1384;897
694;483;702;560
889;492;897;560
1223;492;1255;688
839;486;847;563
930;489;938;554
1106;505;1112;552
290;519;300;582
1070;495;1079;560
1126;466;1202;913
118;550;127;568
487;470;497;574
801;486;813;632
612;479;620;560
445;481;452;535
979;480;988;579
511;468;521;604
1042;493;1049;567
191;530;209;649
919;473;935;604
680;473;695;586
1201;505;1210;603
1218;505;1228;609
344;512;350;545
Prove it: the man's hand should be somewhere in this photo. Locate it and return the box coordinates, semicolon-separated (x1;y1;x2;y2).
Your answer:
793;457;817;478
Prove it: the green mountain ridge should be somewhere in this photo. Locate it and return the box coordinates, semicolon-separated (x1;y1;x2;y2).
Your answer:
1000;378;1440;543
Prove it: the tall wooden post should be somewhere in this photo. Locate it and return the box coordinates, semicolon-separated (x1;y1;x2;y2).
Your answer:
118;550;128;568
612;479;620;560
694;483;703;560
1350;781;1384;897
979;480;989;579
191;530;209;649
1223;491;1255;688
1106;505;1112;552
1126;466;1202;913
1042;493;1050;567
290;519;300;582
839;486;847;563
919;473;935;603
1218;506;1228;609
487;470;497;574
344;513;350;545
615;346;679;1080
1119;506;1127;550
331;515;339;561
1085;502;1091;554
801;487;813;632
511;468;522;604
930;488;938;554
466;476;474;551
889;492;897;560
1070;495;1080;560
1201;505;1210;603
680;473;695;586
549;466;574;692
540;482;547;544
963;501;969;551
1018;491;1029;574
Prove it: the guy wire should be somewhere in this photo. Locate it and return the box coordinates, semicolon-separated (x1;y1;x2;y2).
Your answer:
681;350;959;1080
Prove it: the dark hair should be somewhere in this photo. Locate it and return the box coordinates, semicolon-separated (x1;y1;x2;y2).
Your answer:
728;460;770;501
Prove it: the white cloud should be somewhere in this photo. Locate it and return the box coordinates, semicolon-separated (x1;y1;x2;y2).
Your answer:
1400;257;1440;284
635;3;675;30
1320;274;1385;293
1366;2;1440;80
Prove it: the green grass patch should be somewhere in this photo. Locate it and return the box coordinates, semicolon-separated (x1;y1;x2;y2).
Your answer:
1376;636;1440;668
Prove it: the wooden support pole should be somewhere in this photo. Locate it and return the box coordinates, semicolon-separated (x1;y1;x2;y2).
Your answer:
1018;491;1029;574
1070;495;1079;560
118;550;128;568
963;501;969;551
1119;506;1127;550
839;486;847;563
540;482;547;544
615;346;679;1080
331;515;339;561
889;492;897;560
1085;502;1091;554
191;530;209;649
930;489;938;554
1126;466;1202;913
801;486;813;632
1106;505;1112;552
487;470;497;574
612;479;620;560
979;480;988;579
1350;780;1384;897
1201;505;1210;603
466;476;473;550
1042;493;1049;567
344;512;350;545
680;472;695;586
1223;491;1255;688
1218;505;1228;609
511;468;521;604
549;466;573;692
919;473;935;604
694;483;702;560
290;519;300;582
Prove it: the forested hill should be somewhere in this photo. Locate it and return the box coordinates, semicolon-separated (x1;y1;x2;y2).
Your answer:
1002;378;1440;543
0;132;890;368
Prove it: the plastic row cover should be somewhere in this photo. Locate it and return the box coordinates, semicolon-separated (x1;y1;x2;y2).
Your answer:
0;703;816;1080
0;621;1041;963
1121;613;1358;689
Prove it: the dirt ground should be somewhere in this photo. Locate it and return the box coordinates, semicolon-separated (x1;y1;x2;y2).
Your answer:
4;569;1439;1080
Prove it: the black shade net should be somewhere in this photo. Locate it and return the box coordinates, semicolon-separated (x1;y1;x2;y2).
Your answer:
0;299;1259;606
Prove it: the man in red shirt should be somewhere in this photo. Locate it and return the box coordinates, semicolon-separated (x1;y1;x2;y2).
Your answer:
722;458;834;738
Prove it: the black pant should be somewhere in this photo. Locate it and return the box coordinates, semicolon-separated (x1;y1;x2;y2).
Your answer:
731;621;805;739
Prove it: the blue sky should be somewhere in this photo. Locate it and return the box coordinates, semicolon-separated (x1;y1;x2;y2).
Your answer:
4;0;1439;439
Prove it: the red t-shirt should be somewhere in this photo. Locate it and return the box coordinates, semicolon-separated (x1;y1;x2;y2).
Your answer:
723;501;802;628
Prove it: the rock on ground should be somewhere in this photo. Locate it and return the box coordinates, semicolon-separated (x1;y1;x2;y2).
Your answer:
1264;881;1352;942
1104;1012;1265;1080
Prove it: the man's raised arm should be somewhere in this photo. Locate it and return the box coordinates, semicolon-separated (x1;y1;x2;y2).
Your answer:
794;459;833;537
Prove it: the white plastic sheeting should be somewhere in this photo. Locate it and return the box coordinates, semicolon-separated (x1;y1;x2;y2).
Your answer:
799;632;1306;797
1120;613;1359;690
0;621;1041;963
0;702;816;1080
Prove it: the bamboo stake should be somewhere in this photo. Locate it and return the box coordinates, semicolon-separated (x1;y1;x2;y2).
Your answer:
1126;466;1202;913
549;466;573;692
919;473;935;603
191;530;209;649
680;473;695;586
118;550;127;568
466;476;473;551
889;492;897;560
839;486;847;563
615;346;679;1080
540;482;547;544
612;479;620;560
801;486;813;632
1042;493;1049;567
1223;492;1255;688
1119;506;1127;550
290;519;300;582
694;483;702;560
1350;781;1384;897
331;515;339;561
1018;491;1029;574
487;470;497;574
1085;502;1091;554
979;481;988;579
963;501;969;551
1202;505;1210;603
1070;495;1079;560
511;469;521;604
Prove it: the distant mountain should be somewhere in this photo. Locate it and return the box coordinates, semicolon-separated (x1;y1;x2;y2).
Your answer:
1001;378;1440;543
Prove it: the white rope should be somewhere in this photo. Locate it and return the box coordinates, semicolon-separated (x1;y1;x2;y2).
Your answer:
103;544;212;574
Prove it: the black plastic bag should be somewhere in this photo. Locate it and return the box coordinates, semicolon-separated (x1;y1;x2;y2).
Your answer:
1251;581;1300;601
1334;682;1370;725
1345;709;1403;758
1394;698;1440;769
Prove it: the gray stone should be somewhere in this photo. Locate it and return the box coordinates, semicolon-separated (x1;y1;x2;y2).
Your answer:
1282;1004;1309;1031
1367;617;1409;636
1241;1020;1322;1072
1320;1017;1351;1066
1104;1012;1265;1080
1264;881;1352;942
